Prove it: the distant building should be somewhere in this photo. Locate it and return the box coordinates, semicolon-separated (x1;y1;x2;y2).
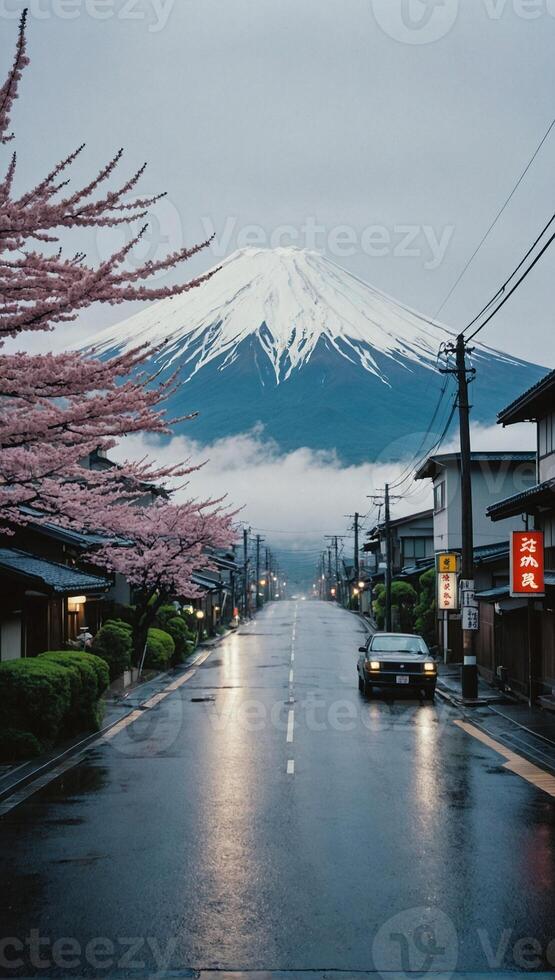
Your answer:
365;509;434;577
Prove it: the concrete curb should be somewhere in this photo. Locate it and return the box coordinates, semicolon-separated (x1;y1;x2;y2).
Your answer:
435;683;505;708
0;635;230;806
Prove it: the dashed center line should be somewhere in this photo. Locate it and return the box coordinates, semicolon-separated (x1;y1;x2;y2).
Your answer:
286;708;295;743
286;603;298;773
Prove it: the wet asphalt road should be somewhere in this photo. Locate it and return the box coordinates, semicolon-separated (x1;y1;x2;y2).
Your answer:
1;599;555;976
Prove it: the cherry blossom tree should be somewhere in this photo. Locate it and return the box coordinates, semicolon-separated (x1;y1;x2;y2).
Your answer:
0;11;212;526
91;498;236;661
0;11;237;619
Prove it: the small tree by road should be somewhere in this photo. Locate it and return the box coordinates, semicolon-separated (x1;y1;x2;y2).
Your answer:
373;581;417;633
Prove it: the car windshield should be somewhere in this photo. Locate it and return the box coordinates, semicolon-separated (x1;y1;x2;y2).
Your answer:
370;635;428;654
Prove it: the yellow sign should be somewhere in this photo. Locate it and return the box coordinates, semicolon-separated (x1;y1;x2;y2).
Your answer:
437;553;458;573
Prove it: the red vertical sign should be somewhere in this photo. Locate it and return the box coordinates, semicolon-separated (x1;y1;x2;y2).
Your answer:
510;531;545;597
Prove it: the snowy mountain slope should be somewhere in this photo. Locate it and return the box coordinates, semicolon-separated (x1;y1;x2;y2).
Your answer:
86;247;466;383
84;247;544;463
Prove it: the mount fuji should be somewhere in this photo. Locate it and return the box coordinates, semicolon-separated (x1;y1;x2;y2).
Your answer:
85;247;545;463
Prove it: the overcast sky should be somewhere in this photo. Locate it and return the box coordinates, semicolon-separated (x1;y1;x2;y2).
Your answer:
2;0;555;360
2;0;553;579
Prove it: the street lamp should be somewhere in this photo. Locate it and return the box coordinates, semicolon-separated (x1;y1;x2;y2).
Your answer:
195;608;205;643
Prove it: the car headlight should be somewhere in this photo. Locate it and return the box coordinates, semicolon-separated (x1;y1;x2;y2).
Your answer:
369;661;381;671
424;662;436;672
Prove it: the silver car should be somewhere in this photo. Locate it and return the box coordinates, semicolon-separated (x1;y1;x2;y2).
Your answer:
357;632;437;700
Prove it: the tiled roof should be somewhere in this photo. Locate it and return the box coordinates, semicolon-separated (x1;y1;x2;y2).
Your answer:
473;542;510;563
191;572;226;592
415;451;535;481
498;368;555;425
487;479;555;521
0;549;111;595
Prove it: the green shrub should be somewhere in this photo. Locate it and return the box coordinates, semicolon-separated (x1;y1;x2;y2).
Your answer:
0;728;42;763
0;659;71;743
38;652;108;733
104;618;132;635
415;568;437;647
155;604;180;630
92;621;132;680
373;581;418;632
164;616;192;663
144;628;175;670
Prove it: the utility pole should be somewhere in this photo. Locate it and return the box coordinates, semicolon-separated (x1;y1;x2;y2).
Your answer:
325;534;346;604
384;485;392;632
255;534;264;609
268;550;273;601
243;527;249;619
354;512;360;581
369;489;402;632
442;334;478;699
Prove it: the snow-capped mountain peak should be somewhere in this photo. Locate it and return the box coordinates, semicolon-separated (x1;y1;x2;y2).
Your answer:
85;246;455;384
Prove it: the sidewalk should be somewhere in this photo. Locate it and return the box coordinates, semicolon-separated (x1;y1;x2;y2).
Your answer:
436;662;506;706
438;663;555;774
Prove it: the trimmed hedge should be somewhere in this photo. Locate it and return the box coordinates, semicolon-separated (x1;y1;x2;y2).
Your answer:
0;728;42;763
0;658;72;743
39;651;109;733
0;651;110;761
91;620;132;679
144;627;175;670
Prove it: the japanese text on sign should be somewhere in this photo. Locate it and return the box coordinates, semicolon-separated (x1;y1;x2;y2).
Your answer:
437;553;458;573
510;531;545;598
438;571;458;610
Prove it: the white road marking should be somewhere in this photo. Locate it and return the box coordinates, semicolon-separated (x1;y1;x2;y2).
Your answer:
289;668;294;685
287;759;295;775
290;651;295;663
286;709;295;743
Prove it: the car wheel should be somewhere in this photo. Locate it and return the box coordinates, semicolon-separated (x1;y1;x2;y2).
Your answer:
358;674;364;692
424;688;435;701
364;681;373;698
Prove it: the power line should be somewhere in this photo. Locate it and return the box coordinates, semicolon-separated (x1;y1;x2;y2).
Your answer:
387;387;459;497
387;373;453;491
466;220;555;342
435;115;555;318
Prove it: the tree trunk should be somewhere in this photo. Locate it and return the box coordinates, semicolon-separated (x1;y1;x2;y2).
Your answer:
132;593;165;666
